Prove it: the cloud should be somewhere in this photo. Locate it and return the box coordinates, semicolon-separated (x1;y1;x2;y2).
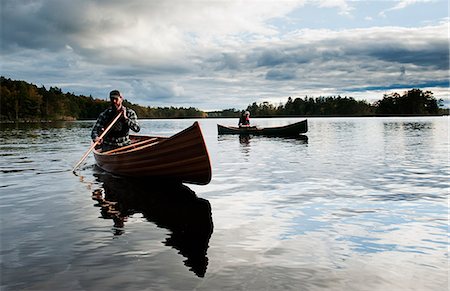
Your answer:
388;0;434;11
2;1;300;59
266;69;297;81
315;0;354;15
379;0;434;17
1;0;448;110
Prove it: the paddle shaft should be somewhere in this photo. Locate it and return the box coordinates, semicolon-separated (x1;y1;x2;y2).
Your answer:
72;112;122;172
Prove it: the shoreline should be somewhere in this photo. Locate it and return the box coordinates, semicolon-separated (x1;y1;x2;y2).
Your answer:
1;114;448;124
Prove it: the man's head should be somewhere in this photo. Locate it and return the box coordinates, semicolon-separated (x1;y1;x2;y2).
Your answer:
109;90;123;110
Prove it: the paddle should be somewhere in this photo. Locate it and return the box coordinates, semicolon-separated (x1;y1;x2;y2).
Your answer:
72;112;122;173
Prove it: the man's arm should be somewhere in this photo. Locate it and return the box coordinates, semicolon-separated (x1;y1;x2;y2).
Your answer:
125;108;140;132
91;112;107;141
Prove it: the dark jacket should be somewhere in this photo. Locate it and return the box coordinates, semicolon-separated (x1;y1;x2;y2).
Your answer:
91;106;140;150
238;115;250;126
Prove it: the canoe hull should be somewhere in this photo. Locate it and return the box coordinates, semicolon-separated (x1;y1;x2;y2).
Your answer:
94;122;212;185
217;119;308;136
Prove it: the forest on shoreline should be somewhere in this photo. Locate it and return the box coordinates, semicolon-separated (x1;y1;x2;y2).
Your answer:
1;76;448;122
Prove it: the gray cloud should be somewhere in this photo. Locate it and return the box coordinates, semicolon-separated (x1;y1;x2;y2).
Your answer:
266;69;297;81
367;46;448;70
1;1;448;110
2;1;88;52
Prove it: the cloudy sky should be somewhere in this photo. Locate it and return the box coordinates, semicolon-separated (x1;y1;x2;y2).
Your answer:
1;0;448;110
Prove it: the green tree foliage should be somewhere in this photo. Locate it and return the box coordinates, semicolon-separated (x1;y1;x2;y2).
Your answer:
375;89;441;115
0;77;205;121
207;108;241;118
246;96;375;116
1;78;44;120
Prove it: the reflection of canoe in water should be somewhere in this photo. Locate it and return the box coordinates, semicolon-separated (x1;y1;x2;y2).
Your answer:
93;122;212;185
217;119;308;136
92;173;214;277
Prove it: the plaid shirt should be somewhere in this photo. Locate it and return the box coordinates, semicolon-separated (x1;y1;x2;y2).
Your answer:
91;106;140;149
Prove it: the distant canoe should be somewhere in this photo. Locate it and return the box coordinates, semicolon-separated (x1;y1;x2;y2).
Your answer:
217;119;308;136
93;122;212;185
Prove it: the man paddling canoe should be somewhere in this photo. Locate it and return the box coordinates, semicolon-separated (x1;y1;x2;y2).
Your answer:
91;90;140;152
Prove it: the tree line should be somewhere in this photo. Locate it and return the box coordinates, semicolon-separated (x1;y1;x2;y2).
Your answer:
0;76;447;122
211;90;447;117
0;77;205;121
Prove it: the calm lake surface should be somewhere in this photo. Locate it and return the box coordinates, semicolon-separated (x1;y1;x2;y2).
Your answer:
1;117;448;291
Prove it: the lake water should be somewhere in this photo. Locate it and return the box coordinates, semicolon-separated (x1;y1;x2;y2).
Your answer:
1;117;448;291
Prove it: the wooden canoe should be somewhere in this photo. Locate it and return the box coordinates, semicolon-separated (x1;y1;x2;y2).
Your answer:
217;119;308;136
93;122;212;185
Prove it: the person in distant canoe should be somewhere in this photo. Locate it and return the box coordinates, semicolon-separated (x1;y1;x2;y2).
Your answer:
238;111;250;127
91;90;140;152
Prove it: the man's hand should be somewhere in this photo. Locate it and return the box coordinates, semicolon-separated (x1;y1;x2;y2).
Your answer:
94;137;103;144
121;108;128;120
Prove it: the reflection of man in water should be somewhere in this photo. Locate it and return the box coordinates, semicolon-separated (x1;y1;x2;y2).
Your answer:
91;90;140;152
92;175;214;277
